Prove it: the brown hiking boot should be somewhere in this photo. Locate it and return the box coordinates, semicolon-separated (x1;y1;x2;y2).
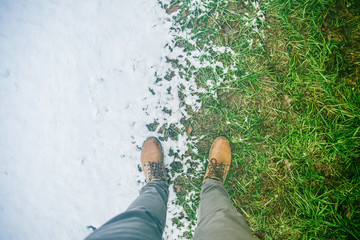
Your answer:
203;137;231;184
141;137;168;185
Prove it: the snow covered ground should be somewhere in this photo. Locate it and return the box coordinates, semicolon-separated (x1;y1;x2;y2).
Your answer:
0;0;191;239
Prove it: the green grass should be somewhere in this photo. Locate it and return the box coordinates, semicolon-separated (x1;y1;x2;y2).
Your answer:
161;0;360;239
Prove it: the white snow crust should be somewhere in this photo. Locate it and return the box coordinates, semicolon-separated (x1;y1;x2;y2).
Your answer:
0;0;189;239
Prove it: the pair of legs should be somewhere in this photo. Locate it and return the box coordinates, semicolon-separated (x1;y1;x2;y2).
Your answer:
85;137;253;240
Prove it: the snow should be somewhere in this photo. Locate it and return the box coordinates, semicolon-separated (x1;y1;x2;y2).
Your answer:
0;0;189;239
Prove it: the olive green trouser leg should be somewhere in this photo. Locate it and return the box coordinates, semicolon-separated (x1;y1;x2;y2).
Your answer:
193;179;253;240
85;181;168;240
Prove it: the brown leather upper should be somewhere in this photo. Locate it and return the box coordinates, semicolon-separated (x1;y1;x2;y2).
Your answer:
141;137;167;185
203;137;231;184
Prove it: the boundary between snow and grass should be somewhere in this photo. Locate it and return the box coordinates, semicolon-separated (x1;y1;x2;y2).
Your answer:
145;0;267;238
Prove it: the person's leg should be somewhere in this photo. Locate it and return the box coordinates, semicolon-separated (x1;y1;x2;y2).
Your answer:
193;179;252;240
85;181;168;240
193;137;253;240
85;137;168;240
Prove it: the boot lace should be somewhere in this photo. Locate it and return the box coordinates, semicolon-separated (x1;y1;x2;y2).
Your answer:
204;158;229;182
144;162;167;184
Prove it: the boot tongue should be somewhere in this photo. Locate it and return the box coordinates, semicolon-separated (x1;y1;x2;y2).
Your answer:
147;161;168;185
206;158;229;183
